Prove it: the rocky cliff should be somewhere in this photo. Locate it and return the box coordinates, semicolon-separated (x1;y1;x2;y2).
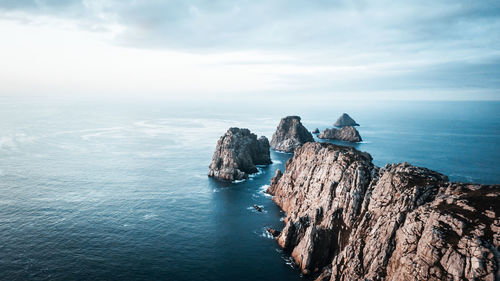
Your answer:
318;126;362;142
270;116;314;153
208;127;271;181
334;113;359;127
267;142;499;281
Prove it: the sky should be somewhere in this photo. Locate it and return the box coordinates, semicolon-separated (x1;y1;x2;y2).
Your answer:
0;0;499;100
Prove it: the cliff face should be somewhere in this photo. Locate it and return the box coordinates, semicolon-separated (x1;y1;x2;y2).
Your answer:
270;116;314;153
208;128;271;181
318;126;362;142
268;142;499;281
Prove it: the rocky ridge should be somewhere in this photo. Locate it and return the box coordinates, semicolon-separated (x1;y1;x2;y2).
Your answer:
318;126;362;142
267;142;499;281
208;127;271;181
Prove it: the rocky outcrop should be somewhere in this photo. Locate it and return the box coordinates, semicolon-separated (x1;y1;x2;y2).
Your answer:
334;113;359;127
267;142;499;280
208;127;271;181
270;116;314;153
318;126;362;142
267;227;281;237
312;128;320;134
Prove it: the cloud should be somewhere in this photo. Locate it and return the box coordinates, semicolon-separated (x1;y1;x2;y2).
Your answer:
0;0;499;98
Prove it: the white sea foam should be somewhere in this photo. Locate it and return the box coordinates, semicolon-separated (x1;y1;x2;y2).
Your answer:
0;133;36;151
260;228;274;239
272;160;282;165
232;179;246;183
248;167;264;178
273;150;293;154
258;185;272;197
247;205;267;213
80;127;125;140
143;214;158;220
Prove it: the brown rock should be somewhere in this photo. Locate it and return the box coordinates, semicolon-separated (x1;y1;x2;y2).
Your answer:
267;227;281;237
208;127;271;181
267;142;499;281
318;126;362;142
270;116;314;153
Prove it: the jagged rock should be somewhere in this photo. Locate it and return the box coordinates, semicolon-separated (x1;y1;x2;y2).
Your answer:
312;128;320;134
208;127;271;181
267;227;281;237
270;116;314;153
334;113;359;127
267;142;499;281
318;126;362;142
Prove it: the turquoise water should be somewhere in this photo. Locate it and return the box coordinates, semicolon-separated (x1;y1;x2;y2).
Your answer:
1;97;499;280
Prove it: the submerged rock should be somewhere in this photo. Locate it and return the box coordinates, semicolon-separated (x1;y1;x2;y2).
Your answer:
318;126;362;142
208;127;271;181
267;142;499;280
253;204;263;212
334;113;359;127
270;116;314;153
312;128;320;134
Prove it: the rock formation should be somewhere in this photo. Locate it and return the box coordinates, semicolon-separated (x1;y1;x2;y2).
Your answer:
267;142;499;280
312;128;320;134
270;116;314;153
318;126;362;142
208;127;271;181
253;204;263;212
334;113;359;127
267;228;281;237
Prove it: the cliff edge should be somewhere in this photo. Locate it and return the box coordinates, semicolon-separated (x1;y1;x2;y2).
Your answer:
268;142;499;281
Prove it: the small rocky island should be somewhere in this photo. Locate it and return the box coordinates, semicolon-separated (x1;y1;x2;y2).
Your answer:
318;126;362;142
270;116;314;152
267;142;499;280
208;127;271;181
334;113;359;127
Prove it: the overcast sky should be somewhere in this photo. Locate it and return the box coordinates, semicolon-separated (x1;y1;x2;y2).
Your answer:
1;0;499;100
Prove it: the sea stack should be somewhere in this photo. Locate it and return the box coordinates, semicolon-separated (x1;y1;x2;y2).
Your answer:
270;116;314;153
267;142;499;280
334;113;359;127
208;128;271;181
312;128;320;134
318;126;362;142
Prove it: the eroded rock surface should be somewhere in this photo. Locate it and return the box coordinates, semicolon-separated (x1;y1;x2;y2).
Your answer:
334;113;359;127
267;142;499;280
208;127;271;181
318;126;362;142
270;116;314;153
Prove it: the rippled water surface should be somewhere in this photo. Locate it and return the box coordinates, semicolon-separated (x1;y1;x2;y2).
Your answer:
1;97;499;280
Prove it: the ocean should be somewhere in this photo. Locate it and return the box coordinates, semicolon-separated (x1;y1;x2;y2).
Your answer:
1;97;499;280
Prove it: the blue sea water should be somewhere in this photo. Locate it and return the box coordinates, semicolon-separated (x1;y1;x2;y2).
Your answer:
0;97;499;280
